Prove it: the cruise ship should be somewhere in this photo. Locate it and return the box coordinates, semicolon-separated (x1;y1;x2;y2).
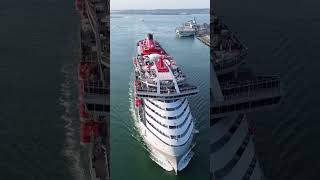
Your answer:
75;0;110;179
210;14;282;180
133;34;199;173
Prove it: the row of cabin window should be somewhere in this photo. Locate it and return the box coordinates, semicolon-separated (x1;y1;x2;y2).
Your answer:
210;114;244;153
86;104;110;112
241;156;257;180
146;118;192;140
138;92;197;99
157;99;179;103
211;96;281;114
222;80;280;96
214;133;251;179
84;87;109;94
145;110;191;129
145;98;186;111
145;103;189;120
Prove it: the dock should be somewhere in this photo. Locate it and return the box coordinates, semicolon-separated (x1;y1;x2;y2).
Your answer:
176;18;210;47
196;23;210;47
197;34;210;47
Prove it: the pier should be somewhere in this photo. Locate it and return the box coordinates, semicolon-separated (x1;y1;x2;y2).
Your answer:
196;22;210;46
196;33;210;47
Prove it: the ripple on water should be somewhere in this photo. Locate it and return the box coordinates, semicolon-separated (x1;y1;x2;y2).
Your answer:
60;55;88;180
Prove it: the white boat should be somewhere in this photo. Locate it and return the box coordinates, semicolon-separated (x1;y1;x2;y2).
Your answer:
175;27;196;37
132;33;199;174
175;18;199;37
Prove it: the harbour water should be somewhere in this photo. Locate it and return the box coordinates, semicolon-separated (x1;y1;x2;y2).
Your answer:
0;1;87;179
110;13;210;179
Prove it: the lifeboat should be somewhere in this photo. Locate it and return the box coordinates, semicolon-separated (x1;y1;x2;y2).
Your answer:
133;58;137;65
80;121;100;144
78;81;84;96
75;0;83;11
134;80;139;87
91;121;100;138
135;97;142;107
78;63;91;80
133;80;139;95
80;121;91;143
79;103;89;119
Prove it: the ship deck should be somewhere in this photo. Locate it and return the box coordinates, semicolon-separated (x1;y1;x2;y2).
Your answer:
76;0;110;180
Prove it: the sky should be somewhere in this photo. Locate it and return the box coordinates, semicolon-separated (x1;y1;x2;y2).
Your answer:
110;0;210;10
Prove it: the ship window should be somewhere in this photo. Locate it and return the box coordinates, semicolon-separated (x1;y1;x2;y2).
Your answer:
210;118;220;126
145;103;189;120
214;133;251;179
145;111;168;128
210;115;243;153
86;104;109;112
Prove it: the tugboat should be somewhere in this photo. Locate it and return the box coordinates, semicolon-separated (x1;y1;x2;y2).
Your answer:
133;33;199;174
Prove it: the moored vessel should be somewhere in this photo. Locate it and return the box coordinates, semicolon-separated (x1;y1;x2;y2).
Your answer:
175;18;198;37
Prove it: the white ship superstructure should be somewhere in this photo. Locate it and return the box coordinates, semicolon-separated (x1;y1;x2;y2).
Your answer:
210;14;282;180
175;18;198;37
132;34;199;173
75;0;110;179
175;27;196;37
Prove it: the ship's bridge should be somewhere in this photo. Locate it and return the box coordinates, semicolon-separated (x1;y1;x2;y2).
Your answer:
211;68;282;118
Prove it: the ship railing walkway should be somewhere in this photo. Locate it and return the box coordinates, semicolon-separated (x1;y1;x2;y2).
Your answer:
211;76;282;118
80;80;110;95
86;104;110;117
136;90;198;99
135;81;198;99
220;76;281;98
84;0;109;77
77;1;109;180
89;135;109;180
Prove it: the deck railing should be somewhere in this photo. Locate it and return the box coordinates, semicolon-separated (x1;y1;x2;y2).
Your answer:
136;84;198;95
220;76;281;101
80;80;109;95
213;49;247;71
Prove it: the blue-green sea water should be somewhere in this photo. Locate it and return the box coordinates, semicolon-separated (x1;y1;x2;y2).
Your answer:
0;1;90;179
110;14;210;179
